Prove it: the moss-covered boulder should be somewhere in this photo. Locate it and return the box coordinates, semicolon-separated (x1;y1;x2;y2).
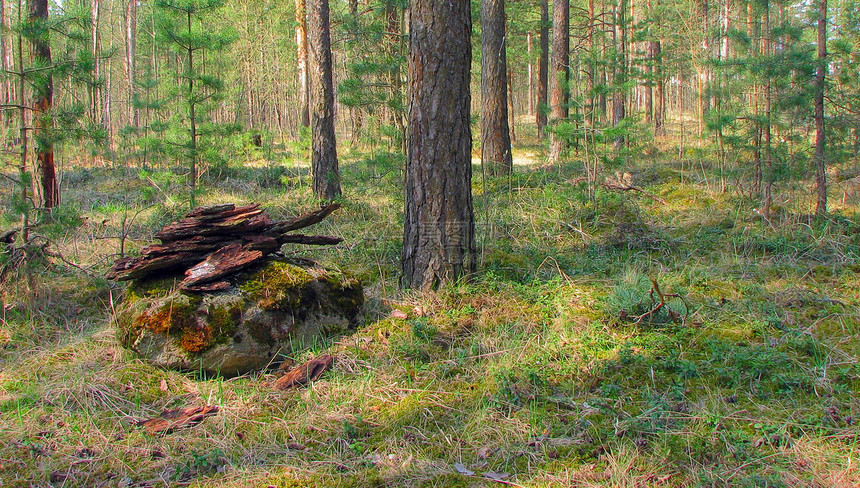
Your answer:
115;259;363;375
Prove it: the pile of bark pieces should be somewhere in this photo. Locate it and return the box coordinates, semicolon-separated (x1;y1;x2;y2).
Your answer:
106;203;342;292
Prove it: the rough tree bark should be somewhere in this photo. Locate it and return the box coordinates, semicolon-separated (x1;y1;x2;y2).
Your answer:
295;0;310;128
536;0;548;137
402;0;475;290
549;0;569;163
481;0;513;175
307;0;341;201
814;0;827;218
30;0;57;208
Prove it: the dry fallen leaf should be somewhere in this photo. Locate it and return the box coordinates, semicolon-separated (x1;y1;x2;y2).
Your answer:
390;309;408;319
454;463;474;476
484;471;510;481
159;379;168;392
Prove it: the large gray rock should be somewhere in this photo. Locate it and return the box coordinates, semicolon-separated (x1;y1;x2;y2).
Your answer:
115;259;362;375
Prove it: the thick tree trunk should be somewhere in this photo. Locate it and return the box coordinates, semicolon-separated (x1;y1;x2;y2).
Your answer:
30;0;57;208
307;0;341;201
296;0;310;128
814;0;826;218
402;0;475;290
549;0;569;163
536;0;548;137
481;0;513;175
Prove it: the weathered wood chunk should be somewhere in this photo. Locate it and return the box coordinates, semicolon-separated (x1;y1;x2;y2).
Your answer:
106;203;343;291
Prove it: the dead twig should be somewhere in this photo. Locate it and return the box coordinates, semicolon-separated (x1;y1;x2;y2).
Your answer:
631;276;690;325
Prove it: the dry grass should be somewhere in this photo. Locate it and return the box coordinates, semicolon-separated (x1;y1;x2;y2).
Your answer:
1;143;859;487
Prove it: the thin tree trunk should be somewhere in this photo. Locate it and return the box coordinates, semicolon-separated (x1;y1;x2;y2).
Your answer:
612;0;627;150
761;7;772;219
814;0;827;218
527;32;533;116
508;66;516;144
296;0;310;128
30;0;57;208
536;0;548;137
549;0;569;163
402;0;475;290
587;0;595;115
0;0;10;109
654;40;664;136
308;0;340;201
124;0;138;128
481;0;513;175
91;0;101;125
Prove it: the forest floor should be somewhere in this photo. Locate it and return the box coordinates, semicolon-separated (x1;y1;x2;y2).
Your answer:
1;141;859;487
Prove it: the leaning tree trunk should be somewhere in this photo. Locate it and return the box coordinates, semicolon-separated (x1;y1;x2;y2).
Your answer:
548;0;569;163
536;0;548;137
814;0;827;218
402;0;475;291
307;0;340;201
481;0;512;176
30;0;57;208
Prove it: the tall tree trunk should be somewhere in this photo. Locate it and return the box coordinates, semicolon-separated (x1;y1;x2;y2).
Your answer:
402;0;475;290
308;0;340;201
508;66;516;144
644;0;653;123
761;6;772;219
30;0;57;208
536;0;548;137
587;0;595;115
296;0;310;128
90;0;101;125
186;10;198;200
527;32;533;116
814;0;826;218
549;0;569;163
612;0;627;150
385;2;406;153
654;40;664;135
481;0;512;175
0;0;10;109
124;0;138;128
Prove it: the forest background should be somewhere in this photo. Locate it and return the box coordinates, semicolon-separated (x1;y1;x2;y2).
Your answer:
1;0;860;485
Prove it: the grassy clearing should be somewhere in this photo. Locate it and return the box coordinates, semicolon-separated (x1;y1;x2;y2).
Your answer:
1;144;859;487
